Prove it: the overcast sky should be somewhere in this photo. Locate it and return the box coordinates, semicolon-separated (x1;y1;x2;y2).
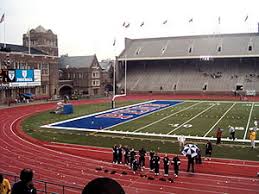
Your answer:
1;0;259;60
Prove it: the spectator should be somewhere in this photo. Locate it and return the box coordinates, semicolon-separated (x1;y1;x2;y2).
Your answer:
163;154;170;176
0;174;11;194
205;140;212;160
138;148;146;170
82;177;125;194
11;168;37;194
228;126;236;141
249;129;256;149
172;155;181;177
216;127;223;144
186;155;195;173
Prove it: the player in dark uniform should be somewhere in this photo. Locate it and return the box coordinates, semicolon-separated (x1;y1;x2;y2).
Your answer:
163;154;170;176
138;148;146;170
132;156;139;174
153;153;160;176
172;155;181;177
118;144;123;164
149;150;155;171
130;148;136;168
123;145;130;165
112;144;117;164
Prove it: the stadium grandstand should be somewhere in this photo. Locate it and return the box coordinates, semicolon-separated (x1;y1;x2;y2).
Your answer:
117;33;259;96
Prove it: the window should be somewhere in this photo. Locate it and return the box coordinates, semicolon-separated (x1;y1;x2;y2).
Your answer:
248;45;252;51
92;80;100;86
41;85;47;94
92;71;100;78
40;64;49;75
79;73;83;79
217;46;221;52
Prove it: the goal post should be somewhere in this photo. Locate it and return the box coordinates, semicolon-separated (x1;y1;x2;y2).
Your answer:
112;58;127;108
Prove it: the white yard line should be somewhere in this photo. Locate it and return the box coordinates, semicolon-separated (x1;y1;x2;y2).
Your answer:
243;102;255;139
133;101;203;133
167;104;216;135
203;103;236;137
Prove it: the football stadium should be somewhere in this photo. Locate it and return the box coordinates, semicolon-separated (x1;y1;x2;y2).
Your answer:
1;1;259;194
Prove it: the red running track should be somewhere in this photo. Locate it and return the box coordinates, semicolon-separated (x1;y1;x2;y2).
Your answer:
0;96;259;194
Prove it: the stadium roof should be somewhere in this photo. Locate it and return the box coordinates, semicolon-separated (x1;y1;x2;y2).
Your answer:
0;43;47;55
59;55;98;69
118;33;259;61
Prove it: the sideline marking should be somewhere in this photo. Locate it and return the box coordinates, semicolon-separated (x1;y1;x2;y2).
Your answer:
167;104;216;135
133;102;202;133
243;102;255;139
203;103;236;137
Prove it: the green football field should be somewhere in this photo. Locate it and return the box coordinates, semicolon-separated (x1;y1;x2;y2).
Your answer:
107;100;259;141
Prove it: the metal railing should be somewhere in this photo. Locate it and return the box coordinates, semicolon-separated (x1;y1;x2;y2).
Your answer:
2;172;82;194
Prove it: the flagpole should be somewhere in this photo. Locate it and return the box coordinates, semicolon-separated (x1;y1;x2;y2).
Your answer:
3;14;6;48
28;28;31;54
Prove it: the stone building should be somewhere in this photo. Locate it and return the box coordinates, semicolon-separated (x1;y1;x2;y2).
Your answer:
23;25;58;56
0;26;59;104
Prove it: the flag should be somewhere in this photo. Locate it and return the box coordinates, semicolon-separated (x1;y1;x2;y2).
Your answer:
162;20;168;24
244;15;248;22
0;13;4;24
140;21;144;27
113;39;116;46
218;16;221;24
125;23;130;28
188;18;193;23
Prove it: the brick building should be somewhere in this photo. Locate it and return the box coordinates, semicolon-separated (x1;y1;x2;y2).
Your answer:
0;26;59;104
58;55;112;97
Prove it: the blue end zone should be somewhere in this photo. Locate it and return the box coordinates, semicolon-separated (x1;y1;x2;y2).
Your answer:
51;100;182;130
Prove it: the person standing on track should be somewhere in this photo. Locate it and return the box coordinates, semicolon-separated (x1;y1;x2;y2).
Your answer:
123;145;130;165
172;155;181;177
138;148;146;170
153;153;160;176
112;144;117;164
149;150;155;171
163;154;170;176
0;174;11;194
205;140;213;160
186;155;195;173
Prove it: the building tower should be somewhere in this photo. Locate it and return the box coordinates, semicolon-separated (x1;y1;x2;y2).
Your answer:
23;25;58;56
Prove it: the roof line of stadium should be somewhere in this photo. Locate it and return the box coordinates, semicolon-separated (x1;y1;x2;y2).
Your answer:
117;54;259;61
123;32;259;42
